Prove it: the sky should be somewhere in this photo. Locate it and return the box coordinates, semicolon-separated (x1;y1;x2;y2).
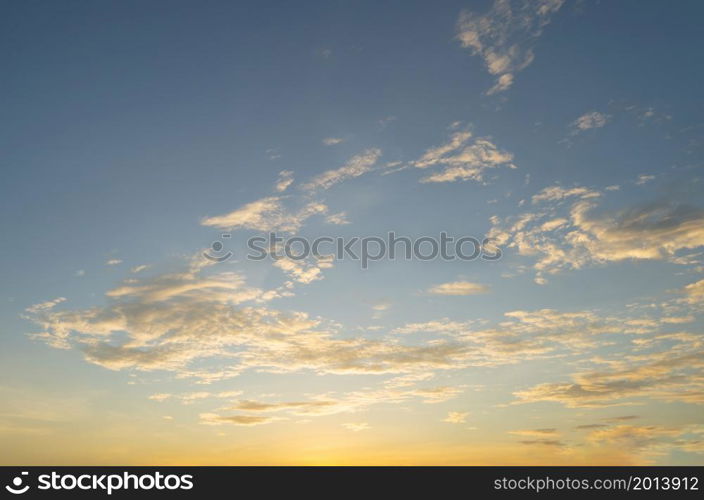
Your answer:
1;0;704;465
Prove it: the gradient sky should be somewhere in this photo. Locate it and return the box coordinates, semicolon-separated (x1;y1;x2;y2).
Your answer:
2;0;704;465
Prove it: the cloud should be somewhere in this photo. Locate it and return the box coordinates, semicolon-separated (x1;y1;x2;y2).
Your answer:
392;307;654;367
232;399;341;416
266;148;281;160
393;320;474;336
275;170;294;192
31;255;694;395
490;187;704;282
322;137;345;146
571;111;610;133
201;196;329;232
302;149;381;191
509;428;558;437
636;174;655;185
149;391;242;404
130;265;150;274
607;415;640;422
410;130;515;183
412;386;464;404
212;384;464;423
325;212;349;225
25;256;516;382
273;256;333;284
518;439;565;447
531;185;600;204
199;413;278;426
456;0;565;94
25;298;66;314
106;259;123;266
487;73;514;96
683;279;704;304
342;422;370;432
444;411;469;424
513;333;704;408
427;281;489;296
586;425;704;458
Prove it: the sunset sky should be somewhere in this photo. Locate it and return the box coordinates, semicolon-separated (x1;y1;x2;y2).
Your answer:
1;0;704;465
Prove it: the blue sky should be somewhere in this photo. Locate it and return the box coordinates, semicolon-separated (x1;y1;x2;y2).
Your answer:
1;0;704;464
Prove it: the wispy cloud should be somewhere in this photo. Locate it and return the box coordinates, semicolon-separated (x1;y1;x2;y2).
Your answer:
491;186;704;282
636;174;655;185
571;111;610;134
456;0;565;95
410;129;515;183
302;149;381;191
200;413;279;426
201;196;329;232
427;281;489;296
444;411;469;424
275;170;294;192
322;137;345;146
509;428;558;437
342;422;370;432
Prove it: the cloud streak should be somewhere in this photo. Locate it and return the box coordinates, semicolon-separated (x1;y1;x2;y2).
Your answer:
456;0;564;94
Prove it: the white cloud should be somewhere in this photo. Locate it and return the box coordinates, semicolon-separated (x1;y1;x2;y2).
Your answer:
322;137;344;146
302;149;381;191
149;390;242;404
491;187;704;281
509;428;558;437
457;0;564;94
444;411;469;424
24;257;491;381
571;111;610;133
427;281;489;296
106;259;123;266
325;212;349;225
200;413;279;426
273;256;333;284
514;331;704;408
683;279;704;304
411;130;515;183
636;174;655;185
275;170;294;192
531;185;601;204
25;297;66;314
342;422;370;432
201;196;328;232
487;73;514;96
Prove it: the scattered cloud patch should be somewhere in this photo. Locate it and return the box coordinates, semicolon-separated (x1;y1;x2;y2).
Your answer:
456;0;565;94
411;130;515;183
275;170;294;192
201;196;328;232
322;137;345;146
444;411;469;424
302;149;381;191
342;422;370;432
571;111;610;133
427;281;489;296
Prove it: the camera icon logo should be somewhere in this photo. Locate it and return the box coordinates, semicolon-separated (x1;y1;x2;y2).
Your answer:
5;472;30;495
